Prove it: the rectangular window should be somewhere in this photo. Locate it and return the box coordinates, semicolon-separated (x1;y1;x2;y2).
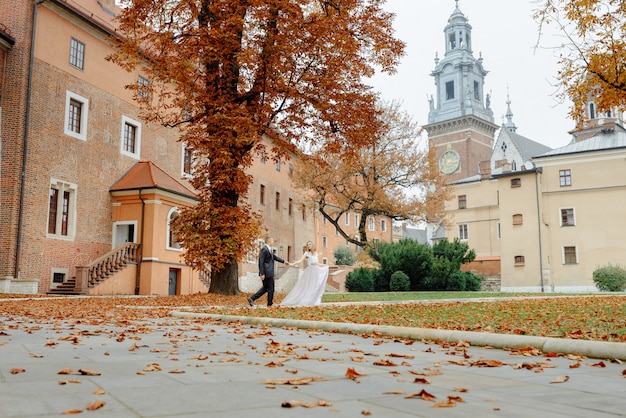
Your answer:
68;99;82;134
121;116;141;158
496;222;501;239
69;38;85;70
260;184;265;205
458;194;466;209
445;81;455;100
138;76;150;99
302;204;306;221
275;160;281;172
354;213;359;227
260;146;267;163
459;224;468;240
514;255;525;265
512;214;523;225
323;216;327;226
473;81;480;100
182;146;193;175
288;163;293;176
368;217;375;231
322;236;328;248
563;246;577;264
288;198;293;216
64;91;89;140
345;212;350;226
561;208;575;226
559;169;572;187
275;192;280;211
381;219;387;232
511;178;521;188
48;179;76;240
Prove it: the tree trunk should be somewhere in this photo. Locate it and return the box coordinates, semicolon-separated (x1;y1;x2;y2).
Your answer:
209;258;240;295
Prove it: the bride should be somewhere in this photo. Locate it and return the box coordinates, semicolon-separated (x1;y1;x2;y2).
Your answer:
280;241;329;307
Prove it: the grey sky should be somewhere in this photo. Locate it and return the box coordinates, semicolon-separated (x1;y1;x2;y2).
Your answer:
369;0;573;149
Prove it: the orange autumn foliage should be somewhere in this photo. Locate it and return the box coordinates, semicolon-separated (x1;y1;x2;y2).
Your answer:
108;0;404;294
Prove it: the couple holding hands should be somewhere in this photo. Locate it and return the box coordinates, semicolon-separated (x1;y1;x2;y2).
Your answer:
248;237;329;307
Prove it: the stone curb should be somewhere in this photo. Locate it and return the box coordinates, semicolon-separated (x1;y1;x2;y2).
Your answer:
170;311;626;361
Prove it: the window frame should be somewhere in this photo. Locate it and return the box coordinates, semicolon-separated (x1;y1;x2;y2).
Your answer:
458;224;468;241
120;116;142;158
514;255;525;266
47;179;77;241
445;80;455;100
560;208;575;227
260;184;265;205
563;246;578;264
559;169;572;187
137;75;150;99
166;207;182;251
367;216;375;231
380;219;387;232
64;91;89;141
69;37;85;70
512;213;523;225
458;194;467;209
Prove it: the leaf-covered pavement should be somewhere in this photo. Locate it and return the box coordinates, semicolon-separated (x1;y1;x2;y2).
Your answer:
1;293;625;342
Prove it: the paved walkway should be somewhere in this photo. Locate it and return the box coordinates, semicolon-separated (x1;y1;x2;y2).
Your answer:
1;303;625;417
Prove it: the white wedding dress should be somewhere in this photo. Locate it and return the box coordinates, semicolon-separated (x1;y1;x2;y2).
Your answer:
280;252;329;307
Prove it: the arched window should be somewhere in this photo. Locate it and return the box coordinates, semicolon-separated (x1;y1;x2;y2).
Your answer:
167;208;182;250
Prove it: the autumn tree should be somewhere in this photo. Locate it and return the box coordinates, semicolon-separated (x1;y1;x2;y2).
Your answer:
292;100;447;248
109;1;404;294
534;0;626;124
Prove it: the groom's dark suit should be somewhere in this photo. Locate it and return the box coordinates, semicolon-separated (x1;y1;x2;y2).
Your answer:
249;244;285;306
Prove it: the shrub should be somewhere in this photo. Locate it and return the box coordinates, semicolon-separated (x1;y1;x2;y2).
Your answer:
390;271;410;291
345;267;375;292
369;239;433;291
334;246;355;266
446;271;483;291
593;264;626;292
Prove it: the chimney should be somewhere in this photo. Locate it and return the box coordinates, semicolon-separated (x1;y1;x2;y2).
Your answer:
479;160;491;180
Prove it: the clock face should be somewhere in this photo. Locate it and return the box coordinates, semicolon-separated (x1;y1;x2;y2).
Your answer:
439;149;460;174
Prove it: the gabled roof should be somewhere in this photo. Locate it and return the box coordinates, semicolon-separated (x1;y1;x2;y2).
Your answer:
110;160;197;200
504;130;552;161
535;130;626;159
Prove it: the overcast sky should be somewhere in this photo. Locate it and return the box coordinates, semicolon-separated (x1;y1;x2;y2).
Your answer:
369;0;573;149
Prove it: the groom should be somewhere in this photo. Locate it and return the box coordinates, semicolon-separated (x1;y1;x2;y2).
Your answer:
248;236;288;307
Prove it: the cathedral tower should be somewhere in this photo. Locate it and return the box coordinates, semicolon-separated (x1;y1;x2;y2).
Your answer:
424;1;498;182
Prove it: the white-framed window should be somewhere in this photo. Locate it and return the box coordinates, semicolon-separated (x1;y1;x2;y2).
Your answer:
322;235;328;248
121;116;141;158
64;91;89;140
459;224;468;241
167;207;182;250
344;212;350;226
322;258;328;265
380;219;387;232
47;179;77;240
368;216;375;231
354;213;359;227
112;221;137;247
51;268;69;287
560;208;575;227
563;246;578;264
69;37;85;70
275;159;281;172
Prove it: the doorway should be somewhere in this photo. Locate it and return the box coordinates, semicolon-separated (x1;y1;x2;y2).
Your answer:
168;268;179;296
113;221;137;247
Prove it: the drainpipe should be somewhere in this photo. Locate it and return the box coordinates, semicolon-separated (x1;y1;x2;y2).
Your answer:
14;0;46;279
136;189;145;294
535;167;544;292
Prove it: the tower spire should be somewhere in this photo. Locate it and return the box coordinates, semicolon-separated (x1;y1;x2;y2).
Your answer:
505;87;517;133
